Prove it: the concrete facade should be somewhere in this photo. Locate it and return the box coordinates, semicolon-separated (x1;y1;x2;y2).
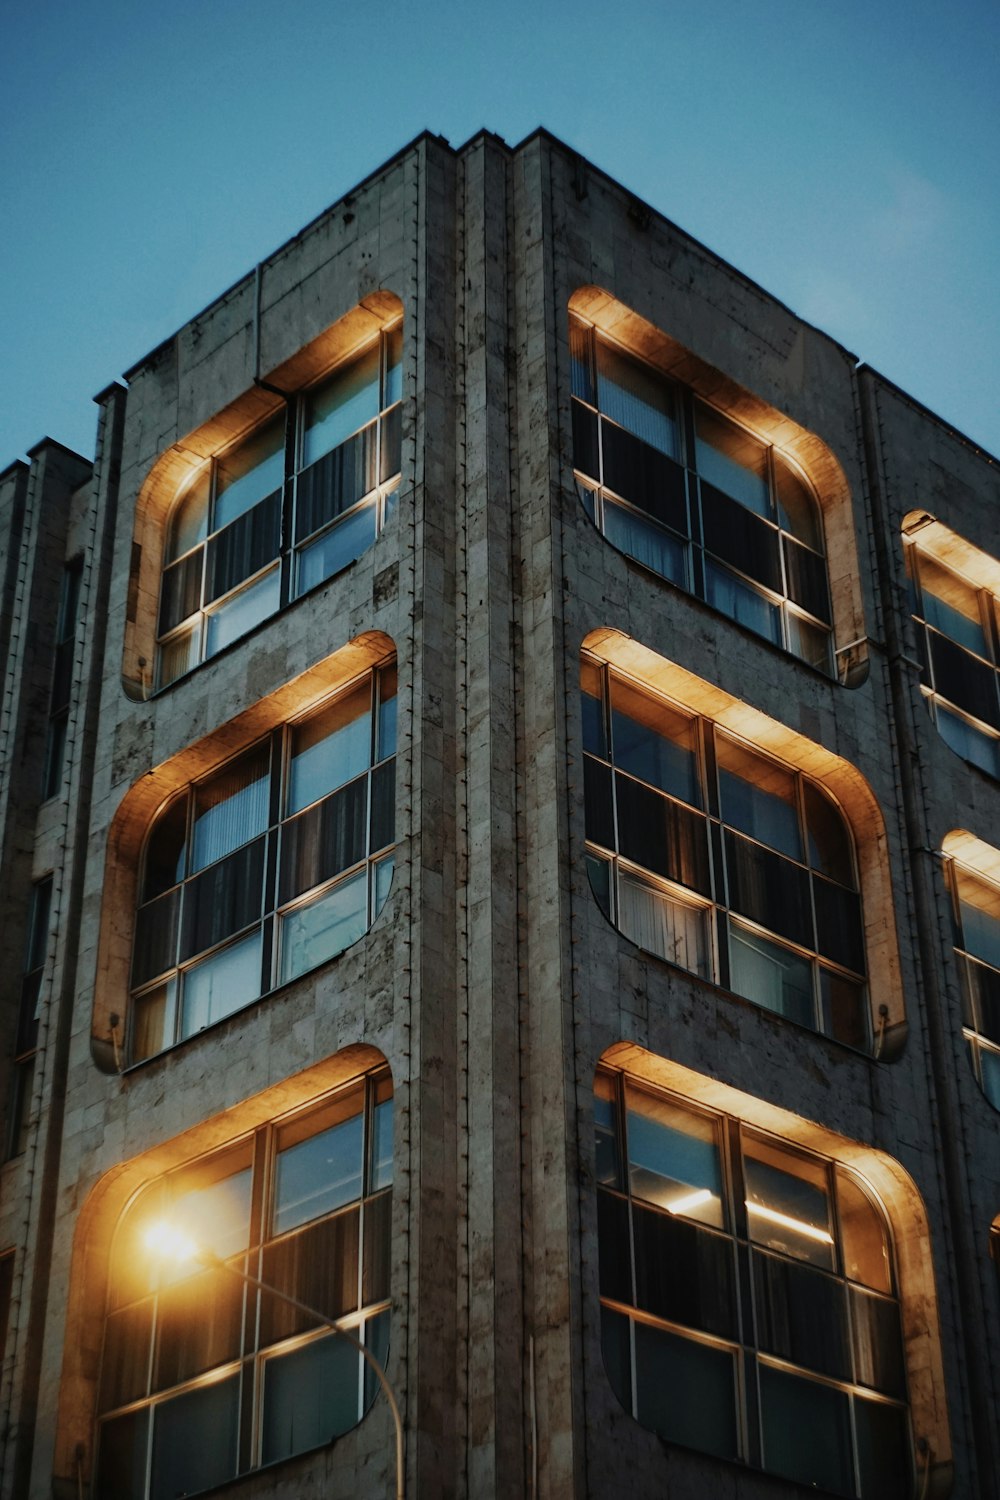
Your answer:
0;129;997;1499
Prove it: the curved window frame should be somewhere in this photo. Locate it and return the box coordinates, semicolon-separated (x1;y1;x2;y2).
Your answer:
594;1063;913;1497
94;1065;393;1495
582;653;870;1049
570;314;833;673
129;660;396;1064
156;323;403;689
904;516;1000;779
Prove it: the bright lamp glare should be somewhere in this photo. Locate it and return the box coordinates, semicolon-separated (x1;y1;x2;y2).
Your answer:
667;1188;712;1216
746;1201;833;1245
144;1221;201;1265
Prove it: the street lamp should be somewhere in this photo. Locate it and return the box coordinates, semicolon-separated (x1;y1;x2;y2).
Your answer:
145;1223;404;1500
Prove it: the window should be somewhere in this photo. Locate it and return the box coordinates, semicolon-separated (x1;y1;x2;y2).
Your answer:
157;325;402;687
946;851;1000;1109
905;527;1000;778
596;1067;911;1497
0;1252;13;1373
7;876;52;1158
130;662;396;1062
95;1068;392;1497
570;316;832;671
582;656;869;1047
42;558;82;797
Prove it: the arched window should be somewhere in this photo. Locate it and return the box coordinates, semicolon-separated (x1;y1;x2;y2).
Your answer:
157;324;402;687
131;661;396;1062
596;1065;911;1497
943;836;1000;1109
582;654;869;1047
570;314;832;671
904;514;1000;778
95;1066;393;1496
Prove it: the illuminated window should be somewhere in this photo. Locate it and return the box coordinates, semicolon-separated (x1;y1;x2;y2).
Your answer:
570;316;832;671
157;325;402;687
95;1067;393;1497
582;656;869;1047
6;876;52;1159
596;1067;911;1497
905;520;1000;777
947;852;1000;1109
130;663;396;1062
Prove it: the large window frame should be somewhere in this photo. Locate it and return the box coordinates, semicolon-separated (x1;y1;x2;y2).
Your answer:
95;1067;393;1497
570;315;833;672
156;324;403;688
905;530;1000;779
595;1066;912;1497
582;655;870;1049
130;661;396;1063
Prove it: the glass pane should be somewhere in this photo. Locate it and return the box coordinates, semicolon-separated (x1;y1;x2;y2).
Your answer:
850;1285;905;1396
743;1137;834;1269
964;954;1000;1042
181;837;266;961
214;416;285;530
610;679;700;805
758;1365;853;1494
804;783;855;886
371;1085;394;1191
783;532;832;625
936;705;1000;776
724;832;813;950
616;777;711;896
705;560;782;645
586;852;612;919
753;1251;850;1379
572;401;600;482
786;608;834;671
294;499;378;595
279;868;368;983
132;890;180;989
204;564;280;656
362;1190;392;1306
149;1373;240;1500
729;922;814;1027
280;779;368;904
958;882;1000;969
373;853;394;916
261;1210;360;1342
702;482;782;594
580;659;607;759
813;875;866;974
600;1305;632;1414
977;1042;1000;1108
192;745;270;872
602;422;688;531
618;869;709;977
362;1307;391;1413
855;1394;911;1500
143;797;189;899
634;1321;739;1460
376;664;397;761
917;555;988;655
568;316;595;405
846;1119;898;1273
603;496;688;587
261;1332;360;1464
167;469;210;560
100;1302;154;1411
288;683;372;814
154;1265;244;1391
717;737;802;860
158;550;203;635
633;1203;737;1339
96;1408;149;1500
625;1087;724;1227
774;453;822;550
596;337;677;456
132;980;177;1061
383;325;403;407
819;970;870;1049
695;403;769;516
180;930;263;1037
205;491;280;603
274;1107;364;1234
157;624;200;688
303;344;380;466
170;1167;252;1262
593;1072;621;1187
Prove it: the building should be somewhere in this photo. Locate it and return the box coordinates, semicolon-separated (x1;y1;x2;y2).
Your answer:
1;128;998;1499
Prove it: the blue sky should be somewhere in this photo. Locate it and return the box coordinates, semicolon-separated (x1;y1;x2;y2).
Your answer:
1;0;998;463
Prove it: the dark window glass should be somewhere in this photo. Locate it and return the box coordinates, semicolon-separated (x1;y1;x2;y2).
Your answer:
759;1365;854;1494
702;481;782;594
928;632;1000;729
602;422;687;533
634;1320;739;1460
753;1252;851;1380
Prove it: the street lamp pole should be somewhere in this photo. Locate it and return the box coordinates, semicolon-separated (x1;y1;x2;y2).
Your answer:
199;1251;404;1500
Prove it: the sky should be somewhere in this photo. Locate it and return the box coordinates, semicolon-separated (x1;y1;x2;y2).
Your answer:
1;0;998;465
